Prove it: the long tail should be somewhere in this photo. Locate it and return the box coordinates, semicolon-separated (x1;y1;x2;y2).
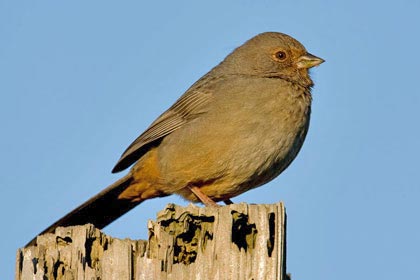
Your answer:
26;174;141;247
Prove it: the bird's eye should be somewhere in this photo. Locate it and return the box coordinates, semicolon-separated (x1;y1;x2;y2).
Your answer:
273;51;287;61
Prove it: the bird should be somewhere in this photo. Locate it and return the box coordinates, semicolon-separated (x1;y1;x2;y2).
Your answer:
27;32;323;246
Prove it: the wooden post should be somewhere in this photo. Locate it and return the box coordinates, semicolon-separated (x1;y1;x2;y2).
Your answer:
16;202;289;280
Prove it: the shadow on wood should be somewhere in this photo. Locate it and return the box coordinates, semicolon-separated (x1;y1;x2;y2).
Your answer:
16;202;289;280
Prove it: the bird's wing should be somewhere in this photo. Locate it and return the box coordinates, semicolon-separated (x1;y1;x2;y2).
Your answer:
112;88;213;173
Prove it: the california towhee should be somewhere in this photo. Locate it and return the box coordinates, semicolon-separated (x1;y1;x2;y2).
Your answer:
28;32;323;246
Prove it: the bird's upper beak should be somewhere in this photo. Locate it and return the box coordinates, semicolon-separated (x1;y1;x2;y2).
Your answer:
296;53;325;69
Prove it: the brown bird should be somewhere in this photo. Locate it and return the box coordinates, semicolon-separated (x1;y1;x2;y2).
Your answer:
27;32;323;246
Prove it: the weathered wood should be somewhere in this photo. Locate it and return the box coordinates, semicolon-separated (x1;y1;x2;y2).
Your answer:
16;202;288;280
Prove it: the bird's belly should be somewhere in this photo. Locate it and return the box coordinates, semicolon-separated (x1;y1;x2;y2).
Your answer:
171;112;309;202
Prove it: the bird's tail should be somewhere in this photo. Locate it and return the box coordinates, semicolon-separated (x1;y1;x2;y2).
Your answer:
26;174;141;247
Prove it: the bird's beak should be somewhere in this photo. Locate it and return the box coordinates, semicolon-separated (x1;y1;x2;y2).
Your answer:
296;53;325;69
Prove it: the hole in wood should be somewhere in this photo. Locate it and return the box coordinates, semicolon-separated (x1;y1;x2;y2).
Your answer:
267;212;275;257
231;211;258;252
159;212;214;265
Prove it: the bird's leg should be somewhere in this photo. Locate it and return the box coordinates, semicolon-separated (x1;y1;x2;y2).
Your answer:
223;199;234;205
188;185;220;207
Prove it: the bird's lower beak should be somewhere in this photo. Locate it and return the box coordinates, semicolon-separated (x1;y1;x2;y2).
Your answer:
297;53;325;69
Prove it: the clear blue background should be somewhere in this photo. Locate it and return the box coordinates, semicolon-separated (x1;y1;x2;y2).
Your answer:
1;1;419;279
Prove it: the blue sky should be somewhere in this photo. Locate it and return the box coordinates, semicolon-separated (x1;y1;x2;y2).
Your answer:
1;1;419;279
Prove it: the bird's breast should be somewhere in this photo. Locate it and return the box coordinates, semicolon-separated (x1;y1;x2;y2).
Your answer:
224;83;311;188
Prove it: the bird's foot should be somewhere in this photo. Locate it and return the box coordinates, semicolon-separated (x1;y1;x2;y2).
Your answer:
188;186;220;207
223;199;234;205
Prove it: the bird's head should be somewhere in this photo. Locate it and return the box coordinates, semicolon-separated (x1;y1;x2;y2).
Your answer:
221;32;324;88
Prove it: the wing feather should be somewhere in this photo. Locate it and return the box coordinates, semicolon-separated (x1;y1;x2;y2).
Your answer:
112;89;213;173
